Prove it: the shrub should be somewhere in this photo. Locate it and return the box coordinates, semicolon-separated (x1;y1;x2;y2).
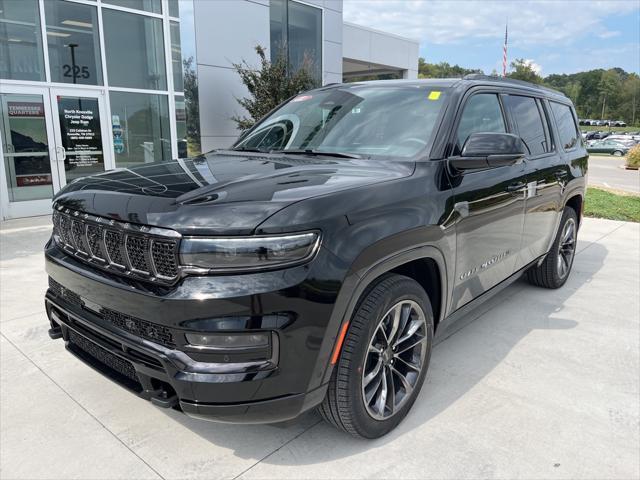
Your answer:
626;144;640;169
231;45;317;132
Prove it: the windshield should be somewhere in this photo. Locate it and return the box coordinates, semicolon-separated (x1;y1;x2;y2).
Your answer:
233;85;449;158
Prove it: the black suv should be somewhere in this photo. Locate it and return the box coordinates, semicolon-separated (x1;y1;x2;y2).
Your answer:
45;76;587;438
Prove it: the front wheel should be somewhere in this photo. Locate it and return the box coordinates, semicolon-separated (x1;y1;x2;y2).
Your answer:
318;274;434;438
613;150;624;157
526;207;578;289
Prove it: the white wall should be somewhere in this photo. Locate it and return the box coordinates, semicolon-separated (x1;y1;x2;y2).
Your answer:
194;0;344;151
343;22;419;80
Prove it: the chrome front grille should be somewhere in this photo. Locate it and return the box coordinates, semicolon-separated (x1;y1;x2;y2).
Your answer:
52;206;181;284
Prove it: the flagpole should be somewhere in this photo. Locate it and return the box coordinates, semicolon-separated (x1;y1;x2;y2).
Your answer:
502;21;508;77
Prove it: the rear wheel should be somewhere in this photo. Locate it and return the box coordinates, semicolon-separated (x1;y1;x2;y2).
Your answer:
526;207;578;289
613;150;624;157
318;274;434;438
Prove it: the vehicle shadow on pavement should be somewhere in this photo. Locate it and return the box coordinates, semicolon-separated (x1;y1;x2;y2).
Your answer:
161;241;608;465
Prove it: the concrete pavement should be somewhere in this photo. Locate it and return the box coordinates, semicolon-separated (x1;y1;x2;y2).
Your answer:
1;216;638;480
588;155;639;194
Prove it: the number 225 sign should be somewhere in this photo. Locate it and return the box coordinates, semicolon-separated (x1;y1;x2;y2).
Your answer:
63;64;90;79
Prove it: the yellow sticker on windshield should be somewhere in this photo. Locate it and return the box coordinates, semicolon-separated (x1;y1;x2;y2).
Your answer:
428;91;441;100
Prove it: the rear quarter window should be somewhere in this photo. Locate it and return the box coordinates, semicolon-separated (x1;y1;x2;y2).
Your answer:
550;102;580;150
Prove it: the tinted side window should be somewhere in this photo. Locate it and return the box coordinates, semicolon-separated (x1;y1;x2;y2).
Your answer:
504;95;549;155
550;101;580;150
456;94;506;152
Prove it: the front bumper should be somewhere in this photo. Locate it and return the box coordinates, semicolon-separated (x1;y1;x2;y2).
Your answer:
44;241;343;423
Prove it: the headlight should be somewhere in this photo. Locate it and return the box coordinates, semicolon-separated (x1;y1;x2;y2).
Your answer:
185;332;270;349
179;232;320;272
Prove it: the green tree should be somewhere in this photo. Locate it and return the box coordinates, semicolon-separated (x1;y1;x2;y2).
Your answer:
418;58;483;78
507;58;543;84
563;81;582;109
598;69;620;120
620;74;640;125
232;45;317;131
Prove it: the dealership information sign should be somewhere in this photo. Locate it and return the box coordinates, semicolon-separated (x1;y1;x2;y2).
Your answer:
57;96;104;172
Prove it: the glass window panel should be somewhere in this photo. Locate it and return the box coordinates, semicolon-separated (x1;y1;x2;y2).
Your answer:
102;0;161;14
109;92;171;167
103;9;166;90
0;0;45;81
0;93;53;201
456;94;506;151
504;95;548;155
44;0;103;86
175;95;200;158
550;101;580;150
175;96;187;157
269;0;285;61
170;20;182;91
287;1;322;84
168;0;179;18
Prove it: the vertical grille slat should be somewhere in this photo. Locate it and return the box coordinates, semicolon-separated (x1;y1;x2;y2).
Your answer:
86;224;106;260
51;208;180;284
71;220;88;254
125;235;150;274
151;241;179;278
104;230;125;267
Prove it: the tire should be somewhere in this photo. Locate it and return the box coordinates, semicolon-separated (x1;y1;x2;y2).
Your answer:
526;207;578;289
613;150;623;157
318;274;434;438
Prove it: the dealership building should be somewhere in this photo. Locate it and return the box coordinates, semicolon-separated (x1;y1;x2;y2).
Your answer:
0;0;418;220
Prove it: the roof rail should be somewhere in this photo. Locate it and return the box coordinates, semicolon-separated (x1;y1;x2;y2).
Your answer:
462;74;566;97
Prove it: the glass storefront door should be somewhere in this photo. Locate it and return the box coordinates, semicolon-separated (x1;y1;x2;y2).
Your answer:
49;89;111;186
0;85;111;219
0;85;60;219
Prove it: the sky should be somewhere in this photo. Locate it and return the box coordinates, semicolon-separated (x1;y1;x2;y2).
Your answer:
343;0;640;76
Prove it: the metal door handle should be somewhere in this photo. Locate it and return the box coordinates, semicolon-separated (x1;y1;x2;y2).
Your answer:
507;182;526;192
55;146;66;162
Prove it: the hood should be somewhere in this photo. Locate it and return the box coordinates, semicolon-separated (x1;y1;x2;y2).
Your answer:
54;151;415;234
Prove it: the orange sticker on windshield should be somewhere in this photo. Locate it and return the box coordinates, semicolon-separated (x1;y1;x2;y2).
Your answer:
428;91;441;100
292;95;312;102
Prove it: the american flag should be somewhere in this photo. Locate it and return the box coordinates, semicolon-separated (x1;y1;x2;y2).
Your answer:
502;22;508;77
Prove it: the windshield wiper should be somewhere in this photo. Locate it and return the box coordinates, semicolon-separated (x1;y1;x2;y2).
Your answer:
230;147;271;153
272;149;363;159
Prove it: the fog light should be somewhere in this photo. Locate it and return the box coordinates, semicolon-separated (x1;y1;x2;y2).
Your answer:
185;332;270;349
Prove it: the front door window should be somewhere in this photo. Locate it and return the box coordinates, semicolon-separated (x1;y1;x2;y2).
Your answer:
0;93;54;202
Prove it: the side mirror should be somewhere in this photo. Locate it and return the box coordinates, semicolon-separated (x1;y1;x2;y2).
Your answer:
449;132;526;171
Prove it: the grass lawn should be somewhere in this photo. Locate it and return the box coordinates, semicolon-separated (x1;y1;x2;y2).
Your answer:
581;125;639;133
584;187;640;223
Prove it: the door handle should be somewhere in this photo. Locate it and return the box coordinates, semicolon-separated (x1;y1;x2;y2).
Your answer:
55;146;66;162
507;182;526;192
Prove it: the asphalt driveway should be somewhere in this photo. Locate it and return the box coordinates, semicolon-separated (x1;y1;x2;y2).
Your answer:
1;216;638;480
588;155;639;194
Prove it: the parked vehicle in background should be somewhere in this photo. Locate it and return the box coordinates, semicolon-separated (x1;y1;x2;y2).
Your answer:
587;139;630;156
585;131;610;140
613;120;627;127
606;136;638;147
43;77;587;438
